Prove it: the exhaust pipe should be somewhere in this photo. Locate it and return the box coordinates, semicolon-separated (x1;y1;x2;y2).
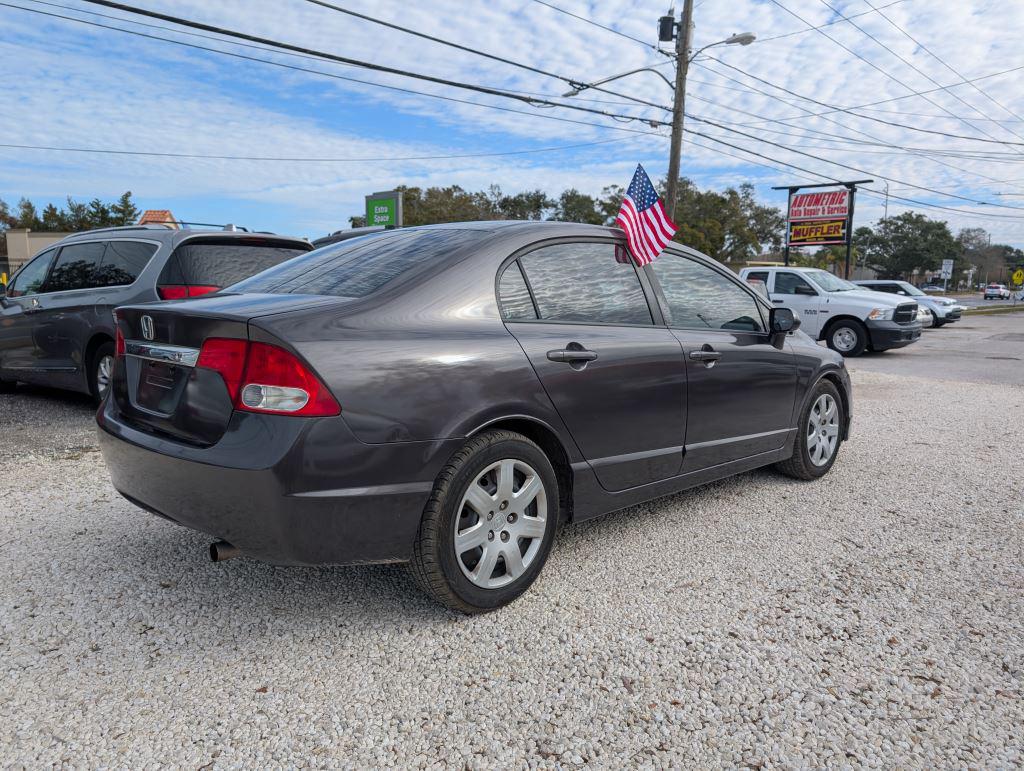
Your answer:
210;540;242;562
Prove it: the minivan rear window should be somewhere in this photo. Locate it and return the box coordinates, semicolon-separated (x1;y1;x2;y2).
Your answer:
229;229;485;298
161;239;310;289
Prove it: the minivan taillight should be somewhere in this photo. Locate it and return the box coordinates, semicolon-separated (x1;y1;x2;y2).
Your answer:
196;338;340;417
157;285;221;300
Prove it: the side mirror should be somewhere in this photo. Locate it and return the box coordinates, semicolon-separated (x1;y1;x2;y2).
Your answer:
770;307;800;334
794;284;817;296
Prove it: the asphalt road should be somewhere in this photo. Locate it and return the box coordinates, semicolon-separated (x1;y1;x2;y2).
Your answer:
846;310;1024;385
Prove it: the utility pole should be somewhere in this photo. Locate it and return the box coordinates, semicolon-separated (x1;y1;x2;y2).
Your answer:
664;0;693;223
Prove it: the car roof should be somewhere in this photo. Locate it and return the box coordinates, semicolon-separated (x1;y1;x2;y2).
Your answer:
52;226;310;249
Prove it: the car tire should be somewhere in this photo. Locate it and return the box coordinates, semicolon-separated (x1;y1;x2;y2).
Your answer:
932;316;944;328
410;429;559;614
774;379;844;481
88;341;116;404
824;320;867;357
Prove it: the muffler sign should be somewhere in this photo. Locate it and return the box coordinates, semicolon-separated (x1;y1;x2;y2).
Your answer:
787;188;851;246
789;218;847;245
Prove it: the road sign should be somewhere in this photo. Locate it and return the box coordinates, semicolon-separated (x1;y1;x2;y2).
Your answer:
1013;268;1024;286
364;190;403;228
940;258;954;279
786;188;851;247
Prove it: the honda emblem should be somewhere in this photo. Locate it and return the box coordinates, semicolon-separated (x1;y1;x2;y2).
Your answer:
140;315;155;341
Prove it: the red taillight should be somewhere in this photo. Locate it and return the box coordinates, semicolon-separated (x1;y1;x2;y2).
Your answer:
157;285;221;300
196;338;248;401
196;338;340;417
115;326;125;358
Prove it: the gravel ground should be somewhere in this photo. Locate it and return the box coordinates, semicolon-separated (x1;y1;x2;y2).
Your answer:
1;371;1022;768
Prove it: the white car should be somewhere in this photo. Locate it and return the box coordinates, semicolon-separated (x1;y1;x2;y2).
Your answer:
984;283;1011;300
854;280;964;327
738;266;922;357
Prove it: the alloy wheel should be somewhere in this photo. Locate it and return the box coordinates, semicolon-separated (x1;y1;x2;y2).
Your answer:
454;458;547;589
807;393;839;466
96;354;114;400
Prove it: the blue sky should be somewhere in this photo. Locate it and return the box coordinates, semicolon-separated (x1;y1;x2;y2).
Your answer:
3;0;1024;246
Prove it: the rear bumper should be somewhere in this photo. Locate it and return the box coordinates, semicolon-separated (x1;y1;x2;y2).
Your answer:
866;319;921;350
97;401;461;566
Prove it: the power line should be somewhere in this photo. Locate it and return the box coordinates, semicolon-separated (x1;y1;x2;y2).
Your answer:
73;0;672;120
1;1;666;137
0;137;625;162
813;0;1024;148
765;0;1023;149
527;0;660;52
753;0;908;44
862;0;1024;128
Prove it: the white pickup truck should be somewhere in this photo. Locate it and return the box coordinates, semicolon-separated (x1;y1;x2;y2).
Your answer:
738;266;922;357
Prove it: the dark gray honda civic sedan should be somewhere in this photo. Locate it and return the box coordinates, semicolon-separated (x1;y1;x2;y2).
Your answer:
97;221;852;612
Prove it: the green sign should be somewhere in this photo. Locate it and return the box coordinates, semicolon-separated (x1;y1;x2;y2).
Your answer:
365;190;402;228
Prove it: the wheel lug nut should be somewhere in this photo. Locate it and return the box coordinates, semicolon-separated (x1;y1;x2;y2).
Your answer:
507;513;516;523
487;531;494;541
499;501;508;510
500;531;510;542
487;512;493;520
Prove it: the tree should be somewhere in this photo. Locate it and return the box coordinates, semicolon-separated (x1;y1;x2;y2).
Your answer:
41;203;67;231
109;191;140;226
550;188;603;224
64;197;90;231
495;188;552;220
855;212;956;278
16;198;42;230
86;198;113;228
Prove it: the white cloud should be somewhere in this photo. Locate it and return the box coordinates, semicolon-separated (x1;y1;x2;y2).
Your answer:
2;0;1024;244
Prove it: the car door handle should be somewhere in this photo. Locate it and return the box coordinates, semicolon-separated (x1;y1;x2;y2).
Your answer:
547;348;598;363
772;299;784;304
688;350;721;362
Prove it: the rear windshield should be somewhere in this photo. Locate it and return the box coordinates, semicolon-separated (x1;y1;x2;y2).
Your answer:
161;239;310;288
228;229;484;298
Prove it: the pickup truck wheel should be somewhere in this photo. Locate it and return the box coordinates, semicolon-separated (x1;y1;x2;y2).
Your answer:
775;380;844;480
410;430;559;614
825;320;867;357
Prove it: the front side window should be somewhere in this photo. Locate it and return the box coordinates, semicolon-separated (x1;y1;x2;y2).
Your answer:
651;253;764;332
774;272;816;295
46;242;105;292
96;241;158;287
518;242;653;325
6;250;56;297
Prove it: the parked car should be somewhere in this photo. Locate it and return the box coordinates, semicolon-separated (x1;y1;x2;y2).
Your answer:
0;225;312;401
984;283;1011;300
310;225;386;249
854;279;963;327
738;266;921;356
97;221;852;613
921;285;945;293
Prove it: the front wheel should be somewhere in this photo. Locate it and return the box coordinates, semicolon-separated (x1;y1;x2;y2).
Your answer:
775;380;844;480
825;320;867;357
410;430;559;613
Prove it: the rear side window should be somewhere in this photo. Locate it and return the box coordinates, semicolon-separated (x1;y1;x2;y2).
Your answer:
497;262;537;320
517;242;653;325
95;241;158;287
165;239;310;289
46;242;105;292
229;230;484;298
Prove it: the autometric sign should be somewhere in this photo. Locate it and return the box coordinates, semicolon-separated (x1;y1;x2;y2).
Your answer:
788;218;848;246
788;188;850;221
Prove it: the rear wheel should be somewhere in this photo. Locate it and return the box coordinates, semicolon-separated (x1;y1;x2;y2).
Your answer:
88;342;115;403
411;430;558;614
775;380;844;480
825;320;867;357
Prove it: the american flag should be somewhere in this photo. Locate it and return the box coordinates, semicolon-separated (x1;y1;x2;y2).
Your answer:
615;164;678;266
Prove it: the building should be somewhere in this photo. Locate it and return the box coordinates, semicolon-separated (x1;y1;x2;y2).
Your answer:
138;210;179;228
2;228;73;277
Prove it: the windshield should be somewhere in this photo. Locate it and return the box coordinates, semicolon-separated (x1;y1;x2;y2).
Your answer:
806;269;858;292
897;281;925;296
